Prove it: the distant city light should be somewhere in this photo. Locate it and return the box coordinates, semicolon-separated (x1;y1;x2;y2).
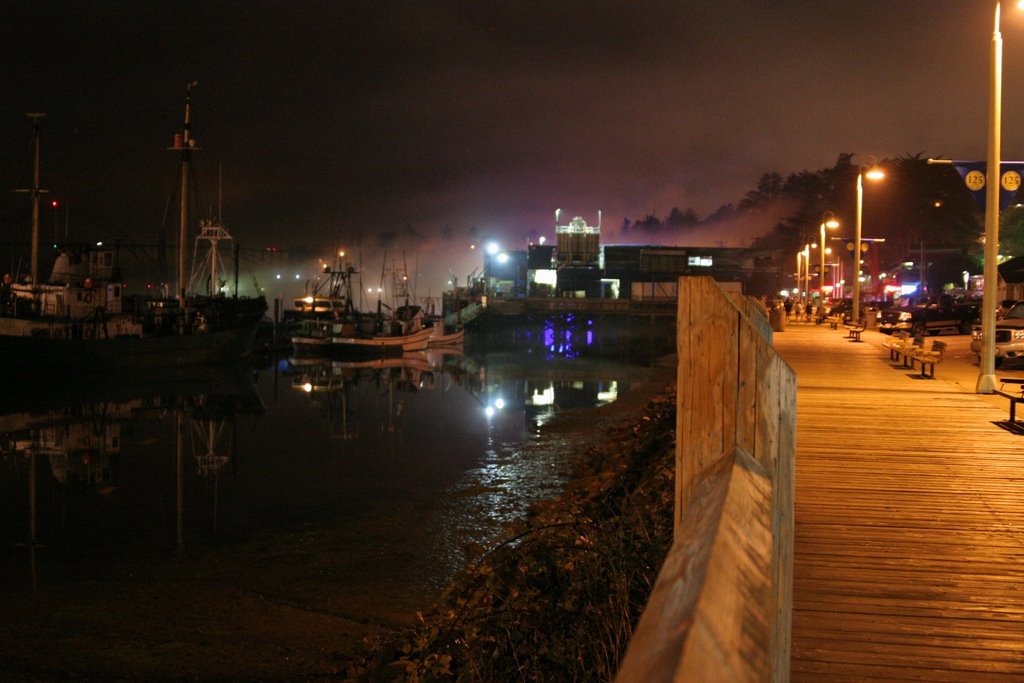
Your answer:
486;242;500;255
276;274;282;279
539;236;546;245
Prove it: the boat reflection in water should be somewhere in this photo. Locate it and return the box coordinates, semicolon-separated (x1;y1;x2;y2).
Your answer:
288;351;439;438
0;364;262;588
0;315;665;657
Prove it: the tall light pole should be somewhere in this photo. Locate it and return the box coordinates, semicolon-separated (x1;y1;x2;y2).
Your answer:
803;243;811;308
820;211;839;303
978;2;1009;393
795;251;802;300
853;162;885;324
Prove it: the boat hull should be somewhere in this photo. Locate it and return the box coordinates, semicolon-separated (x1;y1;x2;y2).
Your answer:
427;327;465;347
332;325;433;355
0;318;261;376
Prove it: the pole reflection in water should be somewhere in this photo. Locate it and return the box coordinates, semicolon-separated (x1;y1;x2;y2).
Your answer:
1;329;666;633
0;364;263;586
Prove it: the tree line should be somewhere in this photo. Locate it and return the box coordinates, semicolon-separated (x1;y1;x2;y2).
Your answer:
621;153;1010;290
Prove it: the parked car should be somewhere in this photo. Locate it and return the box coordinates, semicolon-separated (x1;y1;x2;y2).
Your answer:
972;300;1024;367
876;294;980;336
824;298;853;322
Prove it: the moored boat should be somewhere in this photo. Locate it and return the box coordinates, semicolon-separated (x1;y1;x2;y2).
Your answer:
427;323;465;347
331;303;432;354
0;87;266;376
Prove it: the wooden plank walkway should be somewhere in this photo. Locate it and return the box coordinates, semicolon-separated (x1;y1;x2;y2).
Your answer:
772;323;1024;682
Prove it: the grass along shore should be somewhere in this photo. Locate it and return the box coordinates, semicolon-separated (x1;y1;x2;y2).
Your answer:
357;356;678;681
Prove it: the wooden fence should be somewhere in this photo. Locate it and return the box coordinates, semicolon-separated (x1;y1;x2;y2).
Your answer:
616;276;797;682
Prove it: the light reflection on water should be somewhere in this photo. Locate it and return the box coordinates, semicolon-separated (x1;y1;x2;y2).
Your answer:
0;328;662;618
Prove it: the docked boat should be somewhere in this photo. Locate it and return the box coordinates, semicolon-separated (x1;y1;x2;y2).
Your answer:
427;323;465;347
331;305;433;354
0;87;266;376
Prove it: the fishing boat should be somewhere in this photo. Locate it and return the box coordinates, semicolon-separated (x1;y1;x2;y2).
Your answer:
331;304;433;354
427;322;465;347
0;86;266;376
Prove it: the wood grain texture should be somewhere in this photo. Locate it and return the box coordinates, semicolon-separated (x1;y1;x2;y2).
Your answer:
619;277;796;682
773;324;1024;681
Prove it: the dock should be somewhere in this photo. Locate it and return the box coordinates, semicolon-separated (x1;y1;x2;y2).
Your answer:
773;324;1024;681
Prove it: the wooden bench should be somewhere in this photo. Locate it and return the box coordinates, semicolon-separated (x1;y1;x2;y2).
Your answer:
881;330;910;361
906;339;946;378
826;314;843;329
844;321;866;342
993;378;1024;429
890;334;924;368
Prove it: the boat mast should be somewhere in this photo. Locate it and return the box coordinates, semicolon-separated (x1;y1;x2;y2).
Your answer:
170;82;200;303
15;114;47;293
28;114;45;290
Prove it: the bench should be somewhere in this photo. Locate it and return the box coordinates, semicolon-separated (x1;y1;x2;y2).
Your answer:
844;321;866;342
994;378;1024;429
890;334;924;368
881;330;910;361
826;314;843;329
906;339;946;378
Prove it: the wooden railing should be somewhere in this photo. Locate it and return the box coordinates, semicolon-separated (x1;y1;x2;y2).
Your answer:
616;276;796;682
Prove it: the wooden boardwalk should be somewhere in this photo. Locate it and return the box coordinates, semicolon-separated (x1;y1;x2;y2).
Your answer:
772;323;1024;682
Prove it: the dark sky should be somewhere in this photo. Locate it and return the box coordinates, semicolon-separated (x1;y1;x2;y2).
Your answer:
3;1;1024;294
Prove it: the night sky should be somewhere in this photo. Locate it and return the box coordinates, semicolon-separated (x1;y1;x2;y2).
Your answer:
2;1;1024;295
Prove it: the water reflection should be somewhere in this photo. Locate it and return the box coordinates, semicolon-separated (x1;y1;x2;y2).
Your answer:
1;337;661;613
0;365;262;588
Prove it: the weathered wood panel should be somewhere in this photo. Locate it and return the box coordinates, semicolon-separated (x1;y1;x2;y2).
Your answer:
618;276;796;682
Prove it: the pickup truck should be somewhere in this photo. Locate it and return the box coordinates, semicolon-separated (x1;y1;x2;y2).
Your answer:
971;300;1024;367
876;294;980;336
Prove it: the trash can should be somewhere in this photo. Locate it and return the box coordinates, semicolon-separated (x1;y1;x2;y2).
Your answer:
863;306;878;329
770;306;786;332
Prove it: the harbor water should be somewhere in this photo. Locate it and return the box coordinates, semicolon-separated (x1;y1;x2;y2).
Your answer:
0;315;674;677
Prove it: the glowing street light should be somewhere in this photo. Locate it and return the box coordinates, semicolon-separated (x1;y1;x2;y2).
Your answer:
853;161;885;323
820;211;839;303
802;243;811;308
977;2;1024;392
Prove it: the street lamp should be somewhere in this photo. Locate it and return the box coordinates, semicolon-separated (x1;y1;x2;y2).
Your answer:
977;2;1024;393
853;161;885;324
803;243;811;309
795;251;804;305
820;211;839;303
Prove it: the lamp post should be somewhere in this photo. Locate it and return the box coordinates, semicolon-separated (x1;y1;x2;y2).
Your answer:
795;251;802;301
820;211;839;304
803;243;811;309
853;162;885;324
978;2;1016;393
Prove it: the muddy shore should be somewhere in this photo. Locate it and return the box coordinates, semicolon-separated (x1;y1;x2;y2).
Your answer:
0;356;677;682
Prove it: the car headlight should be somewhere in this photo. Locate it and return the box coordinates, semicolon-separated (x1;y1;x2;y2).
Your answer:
1014;329;1024;341
898;312;912;322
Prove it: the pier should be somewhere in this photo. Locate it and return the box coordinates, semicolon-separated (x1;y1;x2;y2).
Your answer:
618;277;1024;681
775;323;1024;681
